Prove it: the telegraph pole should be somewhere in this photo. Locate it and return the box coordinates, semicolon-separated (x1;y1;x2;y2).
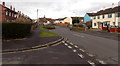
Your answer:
37;9;38;23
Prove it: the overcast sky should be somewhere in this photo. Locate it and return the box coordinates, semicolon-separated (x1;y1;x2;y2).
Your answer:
0;0;119;19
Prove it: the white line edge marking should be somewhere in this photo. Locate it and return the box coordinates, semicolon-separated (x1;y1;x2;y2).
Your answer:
64;43;68;46
70;43;74;45
74;45;78;48
79;49;85;52
87;61;95;66
96;59;106;64
78;54;84;58
67;41;69;43
87;53;94;57
73;49;77;52
68;46;72;49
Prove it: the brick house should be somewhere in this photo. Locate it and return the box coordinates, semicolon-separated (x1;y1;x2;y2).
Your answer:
0;2;17;22
0;2;32;23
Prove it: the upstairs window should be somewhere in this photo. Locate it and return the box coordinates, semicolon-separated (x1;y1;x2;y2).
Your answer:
103;15;105;19
98;16;100;19
93;16;96;19
108;14;112;18
117;12;120;17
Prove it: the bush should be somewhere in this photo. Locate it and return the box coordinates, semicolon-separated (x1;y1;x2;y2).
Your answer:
2;22;33;39
69;27;86;31
43;25;55;29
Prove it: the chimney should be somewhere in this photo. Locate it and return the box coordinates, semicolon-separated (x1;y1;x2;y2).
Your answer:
2;2;5;6
112;3;115;8
13;8;15;11
10;5;12;10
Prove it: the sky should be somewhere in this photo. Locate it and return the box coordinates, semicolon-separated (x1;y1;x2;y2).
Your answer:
0;0;119;19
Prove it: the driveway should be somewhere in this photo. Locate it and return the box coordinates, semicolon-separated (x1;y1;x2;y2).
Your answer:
51;26;118;64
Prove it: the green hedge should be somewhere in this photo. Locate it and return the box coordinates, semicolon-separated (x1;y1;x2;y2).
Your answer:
69;27;86;31
2;22;33;39
43;25;55;29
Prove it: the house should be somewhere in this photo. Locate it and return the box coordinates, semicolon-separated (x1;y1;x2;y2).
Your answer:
84;13;96;28
54;17;72;26
0;2;17;22
39;16;53;25
0;2;32;23
92;4;120;30
71;17;84;25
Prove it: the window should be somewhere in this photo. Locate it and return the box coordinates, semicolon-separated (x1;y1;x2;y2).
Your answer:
94;23;96;26
6;11;8;15
108;14;112;18
98;16;100;19
103;15;105;19
117;12;120;17
93;16;96;19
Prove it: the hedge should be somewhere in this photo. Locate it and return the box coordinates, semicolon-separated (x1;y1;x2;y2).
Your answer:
69;27;86;31
43;25;55;29
2;22;33;39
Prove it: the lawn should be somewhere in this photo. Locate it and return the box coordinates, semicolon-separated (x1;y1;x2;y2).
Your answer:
40;31;59;37
40;25;47;30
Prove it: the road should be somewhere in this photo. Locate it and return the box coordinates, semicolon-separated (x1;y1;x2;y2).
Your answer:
51;26;118;64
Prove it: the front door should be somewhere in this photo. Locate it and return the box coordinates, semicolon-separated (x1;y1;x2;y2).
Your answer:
98;22;102;29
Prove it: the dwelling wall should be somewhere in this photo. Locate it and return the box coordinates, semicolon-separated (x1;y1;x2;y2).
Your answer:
92;13;116;28
116;17;120;26
84;14;92;23
63;17;72;24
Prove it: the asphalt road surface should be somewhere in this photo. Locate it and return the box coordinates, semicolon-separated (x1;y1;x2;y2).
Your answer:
51;26;118;64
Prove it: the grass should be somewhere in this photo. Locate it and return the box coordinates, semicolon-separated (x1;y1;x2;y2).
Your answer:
40;25;47;30
40;31;59;37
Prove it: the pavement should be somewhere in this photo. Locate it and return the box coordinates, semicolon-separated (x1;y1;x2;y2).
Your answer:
51;26;118;64
2;40;107;65
2;26;119;65
2;26;61;51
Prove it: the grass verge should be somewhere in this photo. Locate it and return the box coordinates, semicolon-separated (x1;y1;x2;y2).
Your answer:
40;25;48;30
40;31;59;37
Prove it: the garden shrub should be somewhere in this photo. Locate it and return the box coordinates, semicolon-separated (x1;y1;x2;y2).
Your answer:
2;22;33;39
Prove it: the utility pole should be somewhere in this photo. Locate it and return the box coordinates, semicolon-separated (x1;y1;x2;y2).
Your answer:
37;9;39;23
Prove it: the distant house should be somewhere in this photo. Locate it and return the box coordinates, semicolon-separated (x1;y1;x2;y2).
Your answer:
71;17;84;25
92;4;120;30
39;16;53;25
84;13;96;28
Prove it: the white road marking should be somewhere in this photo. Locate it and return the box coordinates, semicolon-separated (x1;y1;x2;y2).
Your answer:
62;41;65;43
64;43;68;46
68;46;72;49
87;61;95;66
87;53;94;57
79;49;85;52
73;49;77;52
78;54;84;58
66;41;70;43
96;59;106;64
74;45;78;48
70;43;74;45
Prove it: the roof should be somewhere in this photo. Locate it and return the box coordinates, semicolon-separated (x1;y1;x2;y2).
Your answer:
87;13;96;16
98;6;119;15
71;17;84;19
0;4;17;14
93;6;120;16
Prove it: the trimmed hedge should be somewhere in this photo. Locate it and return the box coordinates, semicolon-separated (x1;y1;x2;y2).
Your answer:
69;27;86;31
43;25;55;29
2;22;33;39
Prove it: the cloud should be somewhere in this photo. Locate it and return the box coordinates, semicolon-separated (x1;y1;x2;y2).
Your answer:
0;0;119;19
